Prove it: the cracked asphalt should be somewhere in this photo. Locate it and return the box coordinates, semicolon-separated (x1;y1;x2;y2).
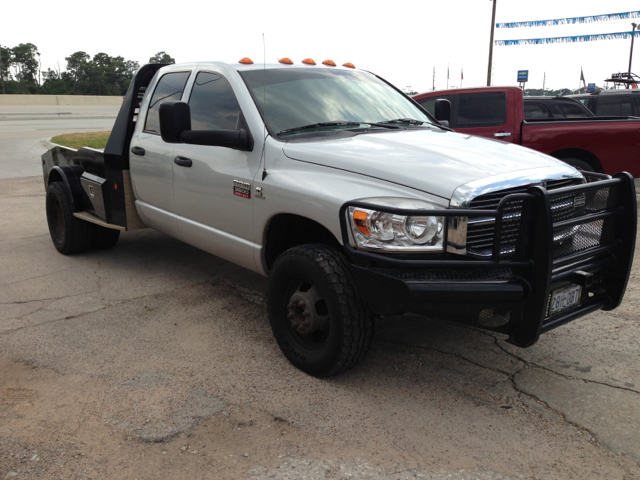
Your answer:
1;110;640;479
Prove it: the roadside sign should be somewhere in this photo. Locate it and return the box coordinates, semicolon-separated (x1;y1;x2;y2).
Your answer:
587;83;596;91
517;70;529;82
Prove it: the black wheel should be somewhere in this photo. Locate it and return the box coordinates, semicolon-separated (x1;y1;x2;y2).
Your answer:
91;224;120;250
267;244;374;377
560;157;594;172
45;182;93;255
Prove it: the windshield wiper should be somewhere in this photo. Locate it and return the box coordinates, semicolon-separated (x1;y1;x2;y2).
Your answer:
278;121;361;135
381;118;425;125
278;120;408;135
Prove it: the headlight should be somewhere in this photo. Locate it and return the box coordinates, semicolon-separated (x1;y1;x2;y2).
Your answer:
347;200;445;252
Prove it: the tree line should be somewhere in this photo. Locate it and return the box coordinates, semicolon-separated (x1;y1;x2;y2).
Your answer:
0;44;174;96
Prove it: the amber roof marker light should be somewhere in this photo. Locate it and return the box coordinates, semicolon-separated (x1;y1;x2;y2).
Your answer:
238;57;254;64
322;60;336;67
342;62;356;68
302;58;317;65
278;57;293;65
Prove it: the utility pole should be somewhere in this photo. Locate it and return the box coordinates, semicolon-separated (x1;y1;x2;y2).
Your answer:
432;67;435;91
543;72;546;95
629;23;637;80
487;0;497;86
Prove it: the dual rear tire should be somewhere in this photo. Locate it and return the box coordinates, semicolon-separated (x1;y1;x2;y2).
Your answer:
45;182;120;255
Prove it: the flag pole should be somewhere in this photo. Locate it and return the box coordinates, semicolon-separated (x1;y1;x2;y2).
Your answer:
487;0;497;86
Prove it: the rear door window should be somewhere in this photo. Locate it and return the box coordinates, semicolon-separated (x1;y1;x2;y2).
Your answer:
456;92;506;127
144;71;191;134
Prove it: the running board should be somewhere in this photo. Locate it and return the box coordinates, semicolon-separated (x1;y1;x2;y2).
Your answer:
73;211;126;231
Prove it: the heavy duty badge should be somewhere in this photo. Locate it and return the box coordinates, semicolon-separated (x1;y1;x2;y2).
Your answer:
233;180;251;199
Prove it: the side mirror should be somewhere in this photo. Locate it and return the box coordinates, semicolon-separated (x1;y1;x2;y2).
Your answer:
159;101;191;143
434;99;451;127
181;129;252;151
159;100;253;151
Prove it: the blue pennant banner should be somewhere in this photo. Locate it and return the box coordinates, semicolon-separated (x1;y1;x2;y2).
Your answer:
496;11;640;29
496;30;640;46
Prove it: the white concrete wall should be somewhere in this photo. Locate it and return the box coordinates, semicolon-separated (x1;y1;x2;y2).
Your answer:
0;95;123;106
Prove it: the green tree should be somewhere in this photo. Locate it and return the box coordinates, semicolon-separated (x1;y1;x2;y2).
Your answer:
41;67;71;94
148;51;175;64
65;51;90;92
11;43;40;88
0;46;11;94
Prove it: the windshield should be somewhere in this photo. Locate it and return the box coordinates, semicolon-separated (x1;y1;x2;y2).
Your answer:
240;68;436;135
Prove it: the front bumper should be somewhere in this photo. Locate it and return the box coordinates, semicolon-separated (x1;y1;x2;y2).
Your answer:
341;172;637;348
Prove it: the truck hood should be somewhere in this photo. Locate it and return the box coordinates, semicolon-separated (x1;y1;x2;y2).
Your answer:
282;129;576;200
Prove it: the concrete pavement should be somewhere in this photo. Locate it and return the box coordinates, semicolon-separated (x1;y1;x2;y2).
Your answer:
0;104;119;179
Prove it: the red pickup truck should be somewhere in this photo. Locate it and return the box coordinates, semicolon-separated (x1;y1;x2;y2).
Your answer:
413;86;640;176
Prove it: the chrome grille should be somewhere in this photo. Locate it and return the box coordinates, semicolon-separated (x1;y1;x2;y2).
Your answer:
466;178;582;257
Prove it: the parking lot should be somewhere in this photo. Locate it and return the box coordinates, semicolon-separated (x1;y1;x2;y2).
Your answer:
1;105;639;479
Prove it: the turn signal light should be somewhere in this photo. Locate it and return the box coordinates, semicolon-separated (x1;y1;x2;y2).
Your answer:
302;58;316;65
342;62;355;68
353;210;370;236
238;57;254;64
279;57;293;64
322;60;336;66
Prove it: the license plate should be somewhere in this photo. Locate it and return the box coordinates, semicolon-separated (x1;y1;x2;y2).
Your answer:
550;285;582;316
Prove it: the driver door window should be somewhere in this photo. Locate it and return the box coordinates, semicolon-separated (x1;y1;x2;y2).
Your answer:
188;72;247;130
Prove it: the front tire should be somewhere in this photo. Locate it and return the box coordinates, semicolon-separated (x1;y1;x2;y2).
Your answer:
267;244;374;377
45;182;93;255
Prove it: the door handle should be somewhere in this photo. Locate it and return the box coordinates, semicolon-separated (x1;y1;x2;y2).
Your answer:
131;146;146;156
494;132;512;137
174;156;193;167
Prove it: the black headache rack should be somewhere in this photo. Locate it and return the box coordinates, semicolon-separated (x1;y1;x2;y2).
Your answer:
340;172;637;348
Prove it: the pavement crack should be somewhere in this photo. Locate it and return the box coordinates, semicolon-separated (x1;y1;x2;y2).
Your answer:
455;325;640;395
12;234;50;240
0;291;93;306
0;266;79;288
0;306;108;336
487;332;640;395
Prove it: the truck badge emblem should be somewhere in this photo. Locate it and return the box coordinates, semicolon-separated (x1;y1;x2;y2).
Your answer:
573;194;586;208
233;180;251;199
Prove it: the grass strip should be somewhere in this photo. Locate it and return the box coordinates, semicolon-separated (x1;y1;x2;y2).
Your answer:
51;131;111;150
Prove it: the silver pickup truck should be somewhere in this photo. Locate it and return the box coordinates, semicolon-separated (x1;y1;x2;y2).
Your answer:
41;60;637;377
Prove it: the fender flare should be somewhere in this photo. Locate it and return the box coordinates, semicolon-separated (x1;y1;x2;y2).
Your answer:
48;165;87;212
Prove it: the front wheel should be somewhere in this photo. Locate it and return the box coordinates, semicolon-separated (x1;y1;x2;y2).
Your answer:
267;244;374;377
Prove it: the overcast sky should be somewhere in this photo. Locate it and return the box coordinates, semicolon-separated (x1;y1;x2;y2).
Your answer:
5;0;639;93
